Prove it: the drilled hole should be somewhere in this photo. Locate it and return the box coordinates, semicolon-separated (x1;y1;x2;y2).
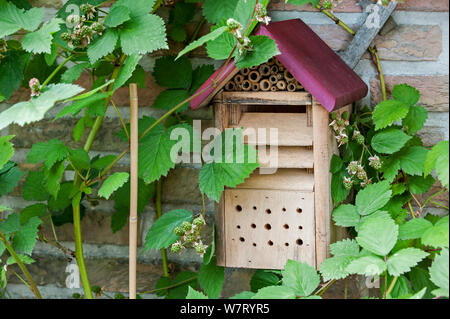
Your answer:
253;206;257;210
265;209;272;215
285;243;289;247
282;208;286;212
298;225;303;230
268;240;274;246
237;225;241;229
283;224;289;229
296;208;303;213
264;224;272;230
251;223;256;229
253;243;257;247
296;239;303;246
239;237;245;242
236;205;242;212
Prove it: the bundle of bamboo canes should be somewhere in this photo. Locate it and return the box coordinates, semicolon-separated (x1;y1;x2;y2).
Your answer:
224;58;304;92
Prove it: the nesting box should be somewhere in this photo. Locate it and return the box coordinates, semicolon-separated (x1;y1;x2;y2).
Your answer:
190;19;368;270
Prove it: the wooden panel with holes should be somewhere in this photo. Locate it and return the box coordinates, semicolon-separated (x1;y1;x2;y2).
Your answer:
222;189;316;269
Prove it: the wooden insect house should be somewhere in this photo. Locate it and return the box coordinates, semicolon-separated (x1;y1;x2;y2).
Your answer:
190;19;368;270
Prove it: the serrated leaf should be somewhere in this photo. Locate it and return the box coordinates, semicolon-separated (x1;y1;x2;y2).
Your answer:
55;92;110;119
98;172;129;199
198;256;224;299
408;175;435;195
45;43;57;66
399;146;428;176
332;204;360;227
346;255;387;276
44;160;65;199
387;248;428;277
0;0;44;38
27;138;69;169
424;141;449;177
6;254;35;265
48;182;73;212
206;21;236;60
176;26;228;60
190;64;215;94
113;0;155;15
61;62;89;83
421;216;449;248
170;1;195;26
250;270;280;292
285;0;320;7
169;26;187;42
373;100;410;131
355;181;392;216
167;271;198;299
87;29;119;64
252;285;297;299
230;291;256;299
20;203;47;224
381;155;401;182
0;163;24;197
73;118;85;142
113;54;142;90
0;84;84;130
330;239;360;257
22;170;49;201
153;55;193;90
0;52;25;100
331;170;350;205
0;213;20;235
403;105;428;134
371;128;412;154
105;5;131;27
202;0;239;23
152;89;191;112
186;287;208;299
0;135;14;170
356;214;398;256
12;216;42;255
235;35;280;69
22;18;62;54
392;84;420;106
143;209;193;250
281;260;320;296
429;248;449;297
320;256;354;281
436;150;449;190
398;218;433;240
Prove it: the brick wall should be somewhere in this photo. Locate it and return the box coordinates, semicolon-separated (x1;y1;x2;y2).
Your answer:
0;0;448;298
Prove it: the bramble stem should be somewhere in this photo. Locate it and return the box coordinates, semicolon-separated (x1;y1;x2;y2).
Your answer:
368;46;387;101
155;179;170;278
386;276;398;296
139;276;198;295
41;56;72;89
315;4;356;36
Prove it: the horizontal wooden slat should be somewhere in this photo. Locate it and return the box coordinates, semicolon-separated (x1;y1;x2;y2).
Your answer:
258;147;314;169
218;91;312;105
231;113;313;146
236;169;314;191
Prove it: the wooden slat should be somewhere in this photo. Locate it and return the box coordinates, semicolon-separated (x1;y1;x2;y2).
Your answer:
223;189;316;269
236;168;314;192
218;91;312;106
258;147;314;169
231;113;313;146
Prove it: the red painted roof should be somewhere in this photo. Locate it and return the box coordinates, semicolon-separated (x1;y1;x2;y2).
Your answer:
190;19;368;112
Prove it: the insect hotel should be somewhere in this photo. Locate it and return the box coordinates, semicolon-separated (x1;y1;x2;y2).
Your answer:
191;19;368;270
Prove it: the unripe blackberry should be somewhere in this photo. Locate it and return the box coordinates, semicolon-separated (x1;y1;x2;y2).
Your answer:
61;32;72;41
185;234;196;243
336;119;345;126
80;4;91;14
323;0;333;9
193;217;204;227
347;161;358;175
71;37;81;47
170;242;182;253
357;169;367;181
330;112;338;120
356;134;365;145
343;177;353;190
174;226;185;237
91;22;104;33
182;221;192;231
369;155;382;170
195;243;205;254
342;111;349;120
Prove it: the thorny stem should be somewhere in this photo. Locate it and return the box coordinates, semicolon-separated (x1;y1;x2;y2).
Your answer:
41;56;72;90
0;229;42;299
111;99;130;142
315;279;336;296
315;5;356;36
38;233;75;258
155;179;170;278
368;46;387;101
408;201;416;219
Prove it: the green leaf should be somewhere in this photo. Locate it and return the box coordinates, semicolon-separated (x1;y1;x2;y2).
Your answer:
206;22;236;60
169;26;187;42
429;248;449;297
170;1;195;26
421;216;449;248
105;5;131;27
281;260;320;296
0;52;25;100
399;146;428;176
48;182;73;212
0;135;14;170
22;18;62;54
198;256;224;299
332;204;360;227
320;256;354;281
356;214;398;256
331;170;350;205
113;0;155;15
424;141;449;177
398;218;433;240
186;287;208;299
392;84;420;106
330;239;360;257
373;100;410;131
0;84;84;130
87;29;119;65
61;62;89;83
153;56;193;89
73;118;85;142
12;216;42;255
250;270;280;292
408;175;435;195
371;128;412;154
6;254;35;265
230;291;256;299
22;170;49;201
68;148;90;171
113;54;142;90
330;154;344;174
98;172;129;200
285;0;320;7
125;64;146;89
403;105;428;134
119;14;168;56
167;271;198;299
0;213;20;235
381;155;401;182
252;286;297;299
152;89;190;112
355;181;392;216
190;64;215;94
44;160;65;199
0;0;44;38
410;267;437;299
0;163;24;196
436;149;449;190
202;0;239;23
55;92;110;119
346;255;387;276
27;138;69;169
176;26;228;60
20;203;47;224
235;35;280;69
387;248;428;277
45;43;58;66
143;209;193;250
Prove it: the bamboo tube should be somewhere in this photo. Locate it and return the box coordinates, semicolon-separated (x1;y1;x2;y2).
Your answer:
276;73;283;80
129;83;139;300
276;80;287;91
248;70;261;83
274;59;283;67
269;75;278;84
250;65;258;70
225;81;236;91
270;86;277;92
240;68;250;76
251;83;260;91
287;82;297;92
260;79;271;91
295;80;304;90
234;74;244;85
259;64;271;77
284;70;295;82
267;58;275;66
242;80;252;91
270;65;279;75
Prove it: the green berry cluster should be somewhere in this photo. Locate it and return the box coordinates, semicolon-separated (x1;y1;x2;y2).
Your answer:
0;39;7;61
330;111;350;147
170;216;207;256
